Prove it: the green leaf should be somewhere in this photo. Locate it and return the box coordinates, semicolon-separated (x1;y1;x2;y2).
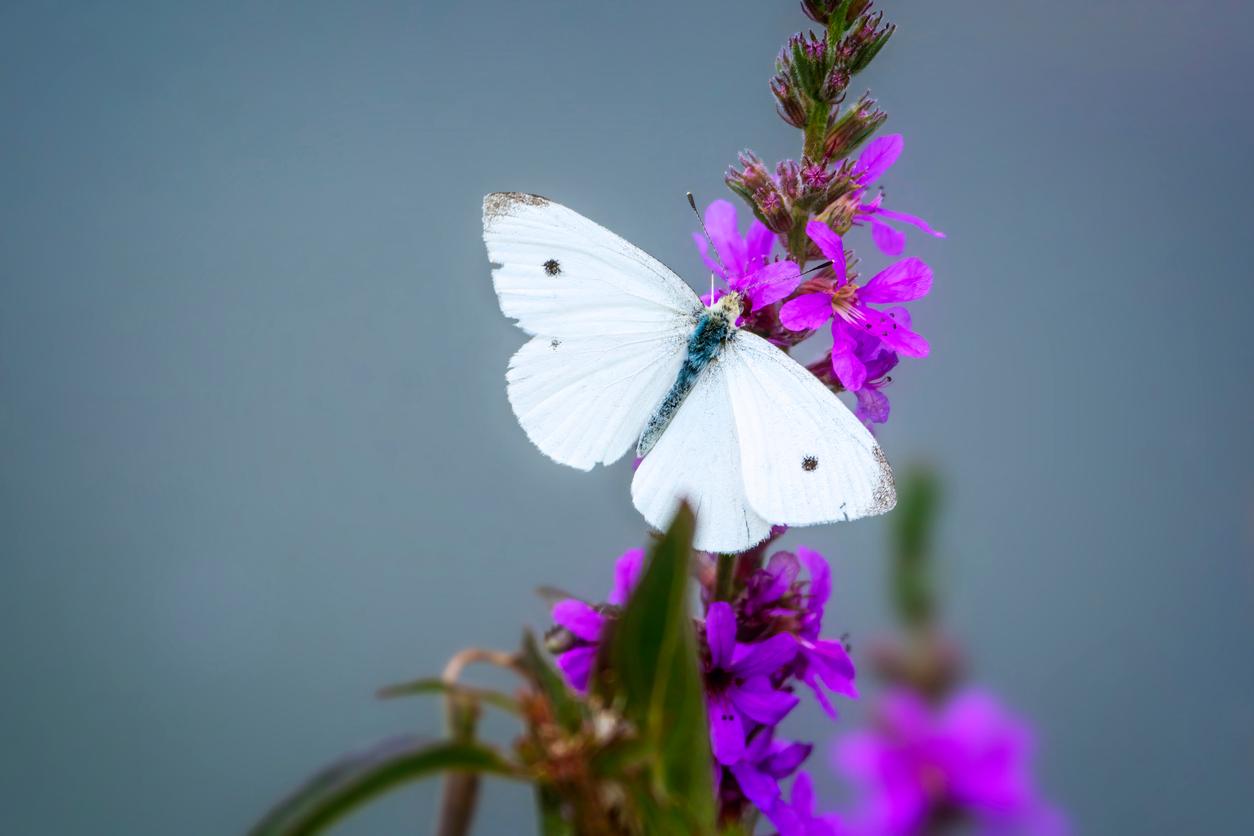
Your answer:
518;629;585;732
376;676;522;716
890;465;941;628
604;504;716;832
248;736;519;836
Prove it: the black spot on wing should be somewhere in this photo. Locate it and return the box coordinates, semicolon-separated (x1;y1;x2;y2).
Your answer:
802;455;818;472
543;259;561;276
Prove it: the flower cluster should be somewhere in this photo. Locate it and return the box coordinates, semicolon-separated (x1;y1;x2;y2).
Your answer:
549;543;858;830
693;169;937;426
834;689;1067;835
702;1;946;430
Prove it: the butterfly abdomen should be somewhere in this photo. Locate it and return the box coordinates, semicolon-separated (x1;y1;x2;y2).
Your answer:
636;307;736;458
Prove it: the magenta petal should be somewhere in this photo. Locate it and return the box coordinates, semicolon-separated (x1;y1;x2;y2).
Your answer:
830;321;868;391
744;724;776;763
704;200;748;276
708;693;746;765
804;670;839;718
742;260;802;307
809;640;858;695
882;305;912;330
780;292;833;331
745;219;776;269
608;547;644;606
795;546;831;611
761;551;801;603
791;771;816;816
731;762;780;810
693;231;725;278
731;633;799;677
871;218;908;256
705;601;737;669
859;307;929;357
860;257;933;303
875;207;945;238
804;220;846;263
763;741;813;778
551;599;604;641
732;762;781;811
556;646;595;693
731;675;800;725
855;134;903;184
855;385;891;425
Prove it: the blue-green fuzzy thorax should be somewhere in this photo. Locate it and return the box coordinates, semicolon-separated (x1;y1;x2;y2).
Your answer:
636;309;736;457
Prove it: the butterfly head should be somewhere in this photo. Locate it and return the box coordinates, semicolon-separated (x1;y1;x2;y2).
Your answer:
709;291;743;327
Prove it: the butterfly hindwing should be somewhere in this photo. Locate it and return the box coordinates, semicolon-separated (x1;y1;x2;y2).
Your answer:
631;358;774;551
722;330;896;525
507;330;687;471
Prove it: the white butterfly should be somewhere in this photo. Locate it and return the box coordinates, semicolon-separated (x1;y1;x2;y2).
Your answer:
483;192;895;552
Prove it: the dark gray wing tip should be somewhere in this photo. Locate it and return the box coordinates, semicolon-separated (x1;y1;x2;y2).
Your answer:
482;192;552;225
871;446;897;514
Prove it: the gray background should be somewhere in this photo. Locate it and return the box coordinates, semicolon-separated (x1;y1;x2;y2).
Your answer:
2;1;1251;833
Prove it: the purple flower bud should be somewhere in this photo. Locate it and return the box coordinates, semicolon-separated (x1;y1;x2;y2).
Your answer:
756;188;792;233
800;158;832;191
823;66;852;100
800;0;834;25
843;10;895;74
823;92;887;159
725;152;793;234
771;76;807;129
776;159;802;201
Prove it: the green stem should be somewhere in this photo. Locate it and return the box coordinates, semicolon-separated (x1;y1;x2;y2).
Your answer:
802;101;828;160
714;553;737;602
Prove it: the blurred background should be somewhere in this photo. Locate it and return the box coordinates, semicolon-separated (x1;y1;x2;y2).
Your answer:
2;0;1251;832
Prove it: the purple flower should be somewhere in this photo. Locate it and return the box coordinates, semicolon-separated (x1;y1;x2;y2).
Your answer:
703;601;800;765
693;200;802;310
767;771;847;836
850;134;945;257
792;547;859;718
849;320;902;426
550;600;602;692
608;546;644;606
550;548;644;693
835;689;1068;835
779;221;931;391
722;725;813;817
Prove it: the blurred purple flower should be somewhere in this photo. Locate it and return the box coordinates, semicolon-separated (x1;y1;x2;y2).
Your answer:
850;134;945;256
550;548;644;693
835;689;1068;835
779;221;931;391
703;601;800;765
693;199;801;310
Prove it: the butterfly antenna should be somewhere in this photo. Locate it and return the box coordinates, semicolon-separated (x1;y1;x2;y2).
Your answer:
687;192;723;302
799;260;834;279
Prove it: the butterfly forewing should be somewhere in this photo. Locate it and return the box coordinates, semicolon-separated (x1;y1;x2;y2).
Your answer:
486;193;701;469
484;193;702;339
